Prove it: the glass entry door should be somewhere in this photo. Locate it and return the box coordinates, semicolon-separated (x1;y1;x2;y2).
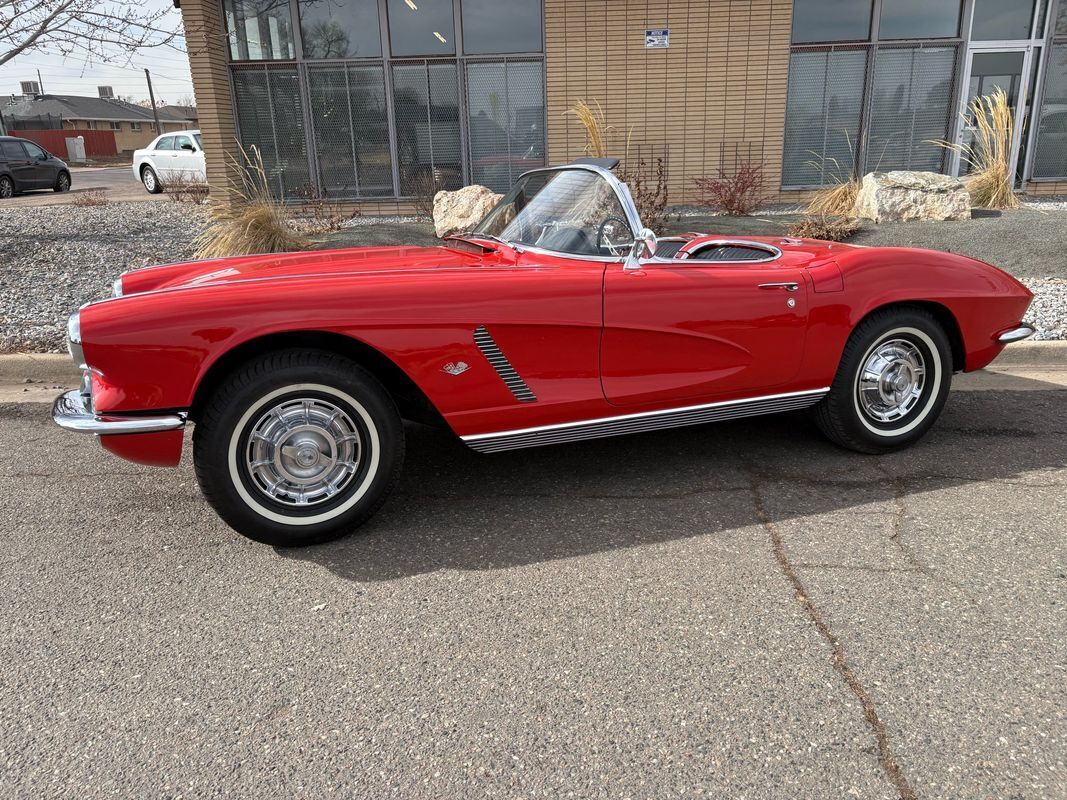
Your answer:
953;47;1037;181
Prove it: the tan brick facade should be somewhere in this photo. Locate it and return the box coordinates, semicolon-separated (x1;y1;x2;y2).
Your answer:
179;0;240;199
545;0;794;205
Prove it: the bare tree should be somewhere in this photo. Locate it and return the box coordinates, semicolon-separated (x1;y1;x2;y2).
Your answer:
0;0;181;68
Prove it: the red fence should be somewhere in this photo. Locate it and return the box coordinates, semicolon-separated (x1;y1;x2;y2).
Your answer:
15;129;118;158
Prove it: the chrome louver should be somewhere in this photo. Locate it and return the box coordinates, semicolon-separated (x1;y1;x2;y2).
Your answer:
473;325;537;403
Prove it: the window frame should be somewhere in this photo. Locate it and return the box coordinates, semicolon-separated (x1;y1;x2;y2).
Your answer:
1025;0;1067;180
222;0;547;200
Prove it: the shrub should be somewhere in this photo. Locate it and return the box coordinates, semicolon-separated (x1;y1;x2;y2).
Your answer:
620;155;669;234
291;182;357;234
404;171;444;220
72;189;108;207
693;161;769;216
787;214;860;242
163;170;209;205
931;88;1018;209
192;144;312;259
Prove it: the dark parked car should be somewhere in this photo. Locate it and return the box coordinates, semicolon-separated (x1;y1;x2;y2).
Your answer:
0;136;71;198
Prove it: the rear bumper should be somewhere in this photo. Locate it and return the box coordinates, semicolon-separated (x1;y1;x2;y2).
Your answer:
52;389;186;435
997;324;1036;344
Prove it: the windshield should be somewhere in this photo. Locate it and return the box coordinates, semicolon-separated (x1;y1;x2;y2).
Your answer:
472;168;635;257
194;133;203;149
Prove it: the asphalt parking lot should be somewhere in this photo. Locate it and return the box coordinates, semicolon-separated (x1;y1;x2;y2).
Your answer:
2;166;155;207
1;366;1064;798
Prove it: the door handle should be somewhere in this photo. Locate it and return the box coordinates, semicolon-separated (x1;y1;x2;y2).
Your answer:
758;282;798;292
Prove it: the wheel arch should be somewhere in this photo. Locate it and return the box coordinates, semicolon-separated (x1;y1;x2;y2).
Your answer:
189;330;445;427
852;300;965;372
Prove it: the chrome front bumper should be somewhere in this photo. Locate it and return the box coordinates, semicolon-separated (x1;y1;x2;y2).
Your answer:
998;324;1036;343
52;389;187;435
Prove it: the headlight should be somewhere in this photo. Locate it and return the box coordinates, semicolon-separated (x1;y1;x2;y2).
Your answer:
112;276;123;297
66;310;84;366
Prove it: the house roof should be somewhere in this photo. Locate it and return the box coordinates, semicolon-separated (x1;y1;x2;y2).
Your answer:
157;104;198;122
4;94;163;123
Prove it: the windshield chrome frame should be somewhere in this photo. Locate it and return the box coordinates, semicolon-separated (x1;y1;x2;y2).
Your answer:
481;163;645;258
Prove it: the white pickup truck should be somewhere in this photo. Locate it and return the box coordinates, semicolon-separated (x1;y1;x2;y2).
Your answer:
132;129;206;194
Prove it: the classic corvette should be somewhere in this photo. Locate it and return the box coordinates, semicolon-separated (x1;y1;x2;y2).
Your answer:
54;159;1035;546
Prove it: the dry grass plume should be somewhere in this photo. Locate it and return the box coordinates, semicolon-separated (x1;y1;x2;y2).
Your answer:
193;144;313;259
931;88;1018;209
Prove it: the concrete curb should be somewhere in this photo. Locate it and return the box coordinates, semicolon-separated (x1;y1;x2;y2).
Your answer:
2;341;1065;383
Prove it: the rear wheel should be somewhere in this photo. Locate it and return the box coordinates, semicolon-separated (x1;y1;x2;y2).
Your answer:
141;165;162;194
0;175;13;199
193;350;405;546
813;307;952;454
54;171;70;192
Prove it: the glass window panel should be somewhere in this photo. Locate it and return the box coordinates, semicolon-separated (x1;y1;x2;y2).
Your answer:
467;60;545;191
1056;0;1067;36
308;65;393;197
878;0;961;39
392;62;462;194
299;0;382;58
461;0;542;54
1032;43;1067;178
782;49;867;185
971;0;1035;40
223;0;295;60
867;47;956;173
791;0;872;43
387;0;455;56
232;66;310;197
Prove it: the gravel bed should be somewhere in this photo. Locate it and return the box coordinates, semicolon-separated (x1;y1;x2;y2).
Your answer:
1;202;1063;352
1;203;209;352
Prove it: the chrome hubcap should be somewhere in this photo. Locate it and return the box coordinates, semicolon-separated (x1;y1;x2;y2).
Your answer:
144;171;154;189
857;339;927;423
245;397;362;507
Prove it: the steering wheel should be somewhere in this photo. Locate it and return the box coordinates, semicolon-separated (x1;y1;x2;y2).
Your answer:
597;216;632;256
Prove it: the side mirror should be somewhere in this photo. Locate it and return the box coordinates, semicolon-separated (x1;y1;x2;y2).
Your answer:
180;143;195;152
624;227;657;270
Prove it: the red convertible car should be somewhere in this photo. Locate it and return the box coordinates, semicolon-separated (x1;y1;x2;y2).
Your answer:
54;159;1034;546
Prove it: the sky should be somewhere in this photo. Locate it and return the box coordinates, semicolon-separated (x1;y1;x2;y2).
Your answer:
0;0;195;105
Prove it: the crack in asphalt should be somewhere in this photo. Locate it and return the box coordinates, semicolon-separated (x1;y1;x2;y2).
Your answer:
792;563;923;575
748;472;918;800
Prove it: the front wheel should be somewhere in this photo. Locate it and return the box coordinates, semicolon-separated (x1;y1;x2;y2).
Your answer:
193;350;405;546
813;307;952;454
54;171;70;192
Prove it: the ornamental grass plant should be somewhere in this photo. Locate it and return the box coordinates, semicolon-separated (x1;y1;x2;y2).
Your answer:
193;144;313;259
932;88;1019;209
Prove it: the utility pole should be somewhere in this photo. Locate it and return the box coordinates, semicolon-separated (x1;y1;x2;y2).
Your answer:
144;68;162;135
36;68;44;93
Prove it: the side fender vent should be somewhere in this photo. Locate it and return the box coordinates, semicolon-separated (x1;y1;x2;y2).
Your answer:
473;326;537;403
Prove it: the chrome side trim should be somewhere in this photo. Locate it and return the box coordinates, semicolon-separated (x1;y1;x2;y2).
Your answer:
998;324;1036;343
53;390;187;435
462;387;830;453
473;326;537;403
677;240;783;263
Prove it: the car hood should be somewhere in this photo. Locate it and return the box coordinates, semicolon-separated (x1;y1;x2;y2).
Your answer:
119;243;501;295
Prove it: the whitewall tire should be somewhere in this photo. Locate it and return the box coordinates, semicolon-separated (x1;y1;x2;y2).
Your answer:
193;350;404;546
814;308;952;454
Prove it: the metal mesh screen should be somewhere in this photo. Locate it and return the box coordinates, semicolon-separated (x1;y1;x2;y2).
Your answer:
307;64;393;197
466;59;545;192
392;61;462;196
782;48;868;186
232;64;310;197
867;46;957;173
1032;42;1067;178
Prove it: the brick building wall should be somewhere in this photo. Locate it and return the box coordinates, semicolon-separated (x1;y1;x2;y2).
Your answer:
179;0;240;198
544;0;794;205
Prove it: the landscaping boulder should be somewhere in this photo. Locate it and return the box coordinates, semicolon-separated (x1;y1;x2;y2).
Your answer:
853;170;970;223
432;185;502;238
